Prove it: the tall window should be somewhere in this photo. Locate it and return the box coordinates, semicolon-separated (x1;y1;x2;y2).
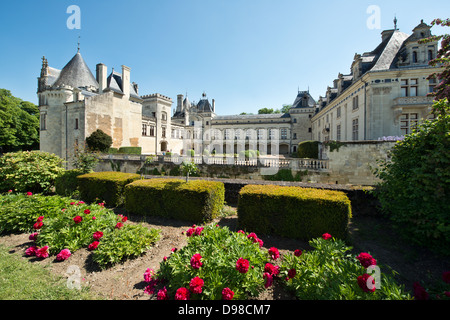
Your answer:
162;127;166;138
281;128;288;140
352;96;359;110
352;118;359;141
40;114;46;130
400;113;418;135
337;106;341;118
75;118;79;130
149;126;155;137
336;124;341;141
429;78;437;93
401;79;418;97
142;123;147;136
412;51;418;63
428;50;434;61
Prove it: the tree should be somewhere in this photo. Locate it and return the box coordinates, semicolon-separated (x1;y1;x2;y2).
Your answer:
420;18;450;103
280;104;292;113
85;129;112;152
0;89;39;152
258;107;275;114
180;160;198;182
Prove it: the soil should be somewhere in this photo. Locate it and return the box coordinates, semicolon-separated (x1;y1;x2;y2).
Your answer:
1;206;449;301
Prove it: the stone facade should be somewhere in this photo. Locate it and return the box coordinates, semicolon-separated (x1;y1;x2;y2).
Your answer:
311;20;443;143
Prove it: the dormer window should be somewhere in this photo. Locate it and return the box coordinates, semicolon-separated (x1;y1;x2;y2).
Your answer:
412;51;418;63
428;50;434;61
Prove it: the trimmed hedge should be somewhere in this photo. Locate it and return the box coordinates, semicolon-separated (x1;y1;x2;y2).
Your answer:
118;147;141;155
237;184;352;240
297;140;319;158
124;178;225;223
77;171;140;207
55;169;84;197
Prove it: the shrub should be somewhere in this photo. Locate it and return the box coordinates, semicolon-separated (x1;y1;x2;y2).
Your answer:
373;99;450;256
0;193;73;235
77;171;140;207
237;184;352;240
86;129;112;152
118;147;141;155
125;178;225;223
0;151;64;194
34;201;119;255
280;235;412;300
148;225;270;300
55;169;84;197
297;141;319;158
92;224;160;269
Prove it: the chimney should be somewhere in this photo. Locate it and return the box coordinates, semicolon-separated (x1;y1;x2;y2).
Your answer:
121;65;131;98
177;94;184;112
96;63;107;94
381;29;395;43
212;99;215;112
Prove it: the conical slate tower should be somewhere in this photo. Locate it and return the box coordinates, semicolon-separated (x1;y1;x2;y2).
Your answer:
53;51;98;89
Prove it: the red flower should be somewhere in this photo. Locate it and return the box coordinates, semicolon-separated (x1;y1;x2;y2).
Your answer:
413;282;429;300
357;274;376;293
186;228;195;237
236;257;249;274
26;192;32;196
288;268;296;279
322;233;332;240
93;231;103;240
189;276;204;294
443;271;450;284
190;253;203;269
29;232;38;241
247;232;263;247
35;246;49;259
268;247;280;260
88;241;99;251
264;263;280;276
70;202;76;205
294;249;302;257
56;249;71;261
33;221;43;230
115;222;123;229
222;287;234;300
356;252;377;268
118;214;127;222
195;226;204;236
36;216;44;222
25;245;37;256
157;287;169;300
84;209;91;214
73;216;83;224
175;287;190;300
263;272;273;288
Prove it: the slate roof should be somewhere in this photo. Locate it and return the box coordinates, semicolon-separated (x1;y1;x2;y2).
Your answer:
53;52;99;89
105;70;140;98
370;30;410;71
214;113;290;121
292;91;316;108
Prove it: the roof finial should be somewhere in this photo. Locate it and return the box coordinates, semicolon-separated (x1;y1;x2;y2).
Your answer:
394;15;398;30
77;36;80;52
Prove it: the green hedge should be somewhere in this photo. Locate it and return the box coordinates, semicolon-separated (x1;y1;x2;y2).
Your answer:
237;184;352;240
297;141;319;158
118;147;141;155
124;178;225;223
55;169;85;197
77;171;140;207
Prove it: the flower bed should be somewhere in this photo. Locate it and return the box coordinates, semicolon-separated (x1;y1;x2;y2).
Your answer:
1;191;160;268
141;225;413;300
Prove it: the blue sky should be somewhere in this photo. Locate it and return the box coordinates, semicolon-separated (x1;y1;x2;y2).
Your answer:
0;0;448;115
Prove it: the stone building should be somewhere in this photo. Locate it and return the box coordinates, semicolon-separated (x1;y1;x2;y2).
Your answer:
311;20;443;142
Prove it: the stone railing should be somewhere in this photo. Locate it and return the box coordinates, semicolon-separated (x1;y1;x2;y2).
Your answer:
100;154;329;171
393;95;434;107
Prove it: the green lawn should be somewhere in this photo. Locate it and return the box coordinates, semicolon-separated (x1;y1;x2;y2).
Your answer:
0;245;95;300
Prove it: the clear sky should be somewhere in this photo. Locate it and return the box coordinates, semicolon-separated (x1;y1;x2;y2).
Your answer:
0;0;449;115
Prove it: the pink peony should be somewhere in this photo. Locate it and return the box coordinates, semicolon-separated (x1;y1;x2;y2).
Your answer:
322;233;332;240
264;263;280;276
413;282;429;300
115;222;123;229
56;249;71;261
189;276;204;294
357;274;376;293
190;253;203;269
29;232;38;241
157;287;169;300
84;209;91;214
263;272;273;288
294;249;302;257
143;268;155;282
35;246;49;259
25;246;37;256
268;247;280;260
175;287;190;300
73;216;82;224
93;231;103;240
288;268;296;279
222;287;234;300
88;241;99;251
236;257;250;274
356;252;377;268
26;192;32;196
